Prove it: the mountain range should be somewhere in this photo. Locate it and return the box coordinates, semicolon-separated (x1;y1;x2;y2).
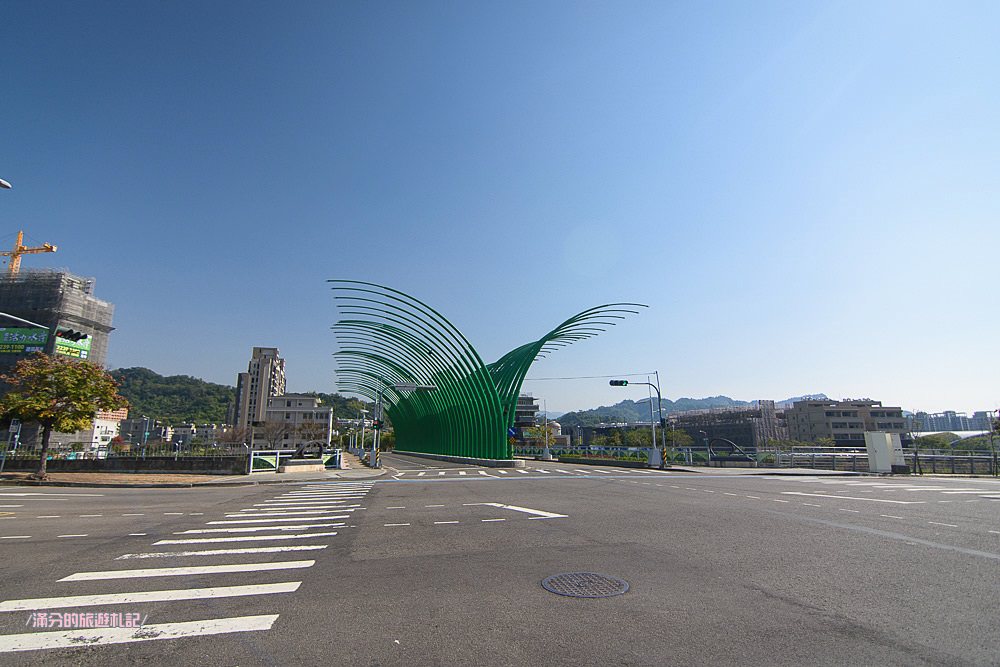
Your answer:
554;394;829;428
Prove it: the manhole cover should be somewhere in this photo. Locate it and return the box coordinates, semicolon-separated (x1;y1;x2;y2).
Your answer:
541;572;629;598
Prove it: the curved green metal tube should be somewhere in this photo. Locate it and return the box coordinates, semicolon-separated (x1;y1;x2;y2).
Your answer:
330;280;645;460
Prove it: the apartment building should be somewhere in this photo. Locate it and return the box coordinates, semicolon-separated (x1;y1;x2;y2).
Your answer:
785;399;908;446
232;347;286;429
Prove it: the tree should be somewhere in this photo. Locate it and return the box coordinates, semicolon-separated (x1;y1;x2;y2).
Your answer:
259;420;292;450
0;353;127;480
296;422;330;447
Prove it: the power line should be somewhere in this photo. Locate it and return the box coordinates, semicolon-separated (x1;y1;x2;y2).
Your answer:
523;372;656;381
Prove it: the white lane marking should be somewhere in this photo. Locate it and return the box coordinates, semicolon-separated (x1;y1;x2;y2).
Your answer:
386;506;406;509
939;491;991;494
425;504;444;508
58;534;88;538
434;521;459;525
0;583;301;612
189;513;204;516
0;505;24;508
437;472;447;476
464;502;568;519
517;470;530;474
0;493;103;497
245;504;358;511
497;470;509;474
781;492;925;505
703;490;715;494
260;499;362;504
154;532;338;545
685;488;698;491
990;530;1000;535
574;470;590;474
228;511;353;518
0;614;279;653
0;536;31;540
59;560;315;582
458;471;467;476
122;513;145;516
482;518;506;522
384;523;410;527
745;496;760;499
636;471;654;475
209;516;348;525
175;524;343;534
79;514;103;518
417;472;427;477
478;470;492;476
116;545;328;560
928;521;958;528
128;533;147;536
594;470;612;474
37;515;60;518
771;499;789;503
534;469;552;474
669;485;679;488
723;493;739;497
163;512;184;516
838;509;860;513
555;469;571;474
803;503;822;507
880;514;904;519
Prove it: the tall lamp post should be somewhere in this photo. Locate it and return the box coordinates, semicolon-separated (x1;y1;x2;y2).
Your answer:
609;374;667;467
358;409;369;458
370;382;437;468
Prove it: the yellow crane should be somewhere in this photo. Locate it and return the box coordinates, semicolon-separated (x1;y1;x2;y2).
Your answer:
1;230;57;276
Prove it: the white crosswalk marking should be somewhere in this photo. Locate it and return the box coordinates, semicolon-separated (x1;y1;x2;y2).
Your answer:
154;532;338;545
210;516;348;524
174;524;343;534
59;560;316;581
0;615;279;653
0;582;302;612
116;545;328;560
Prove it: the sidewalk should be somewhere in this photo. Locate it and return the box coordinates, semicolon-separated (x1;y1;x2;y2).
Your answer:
0;452;386;488
664;465;862;476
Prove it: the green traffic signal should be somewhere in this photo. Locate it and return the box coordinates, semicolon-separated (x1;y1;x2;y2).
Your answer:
609;380;628;386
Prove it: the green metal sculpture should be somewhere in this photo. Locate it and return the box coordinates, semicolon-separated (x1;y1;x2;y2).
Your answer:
331;280;645;460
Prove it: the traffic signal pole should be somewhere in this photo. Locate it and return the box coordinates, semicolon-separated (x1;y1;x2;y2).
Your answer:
610;376;667;468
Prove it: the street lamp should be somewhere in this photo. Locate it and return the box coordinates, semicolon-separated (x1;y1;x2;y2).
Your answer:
358;409;369;457
370;382;437;468
0;179;11;189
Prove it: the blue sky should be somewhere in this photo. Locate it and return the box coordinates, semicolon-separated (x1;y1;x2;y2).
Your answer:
2;2;997;415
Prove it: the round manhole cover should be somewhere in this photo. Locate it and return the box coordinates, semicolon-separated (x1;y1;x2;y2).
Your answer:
541;572;629;598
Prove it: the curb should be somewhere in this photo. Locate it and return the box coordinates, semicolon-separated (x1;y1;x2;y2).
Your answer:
0;470;388;489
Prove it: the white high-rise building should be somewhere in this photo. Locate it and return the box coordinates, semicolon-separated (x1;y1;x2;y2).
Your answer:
233;347;286;429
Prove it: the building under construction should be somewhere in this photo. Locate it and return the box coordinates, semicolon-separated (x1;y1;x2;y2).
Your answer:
0;269;115;377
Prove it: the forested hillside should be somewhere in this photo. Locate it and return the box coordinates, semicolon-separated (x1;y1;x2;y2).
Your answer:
110;368;368;425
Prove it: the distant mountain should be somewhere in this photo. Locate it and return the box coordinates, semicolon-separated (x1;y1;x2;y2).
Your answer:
556;394;828;428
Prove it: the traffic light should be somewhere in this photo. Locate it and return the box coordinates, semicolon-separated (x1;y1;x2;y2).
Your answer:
373;419;383;430
609;380;628;386
55;328;89;342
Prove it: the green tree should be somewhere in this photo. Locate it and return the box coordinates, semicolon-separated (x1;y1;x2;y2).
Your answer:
0;353;127;480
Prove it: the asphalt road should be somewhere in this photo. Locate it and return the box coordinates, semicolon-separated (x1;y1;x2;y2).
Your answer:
1;454;999;666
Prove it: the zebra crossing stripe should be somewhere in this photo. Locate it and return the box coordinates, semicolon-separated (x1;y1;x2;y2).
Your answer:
58;560;315;581
0;614;279;653
154;532;338;545
209;516;349;524
0;582;301;612
174;524;343;534
116;545;328;560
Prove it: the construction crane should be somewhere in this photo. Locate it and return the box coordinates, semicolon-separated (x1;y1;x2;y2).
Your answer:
1;230;57;276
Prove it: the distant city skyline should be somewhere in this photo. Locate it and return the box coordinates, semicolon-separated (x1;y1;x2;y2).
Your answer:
2;2;997;417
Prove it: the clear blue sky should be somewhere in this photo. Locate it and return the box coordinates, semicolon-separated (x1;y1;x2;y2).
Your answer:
2;2;997;415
